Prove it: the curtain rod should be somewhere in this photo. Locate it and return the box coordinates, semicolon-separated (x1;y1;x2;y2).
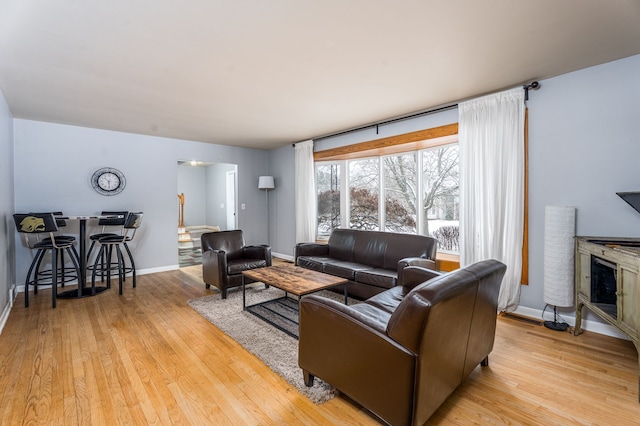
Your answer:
308;103;458;144
292;81;539;146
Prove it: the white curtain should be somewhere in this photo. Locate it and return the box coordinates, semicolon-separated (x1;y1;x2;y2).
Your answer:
459;88;525;312
295;140;317;243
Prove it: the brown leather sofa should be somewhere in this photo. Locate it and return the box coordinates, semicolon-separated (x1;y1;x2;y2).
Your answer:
294;229;438;300
298;259;507;426
201;230;272;299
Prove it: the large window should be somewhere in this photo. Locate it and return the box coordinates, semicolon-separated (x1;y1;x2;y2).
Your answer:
315;141;459;254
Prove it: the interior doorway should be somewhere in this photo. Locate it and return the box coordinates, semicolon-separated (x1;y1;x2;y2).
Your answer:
177;160;238;267
226;170;237;230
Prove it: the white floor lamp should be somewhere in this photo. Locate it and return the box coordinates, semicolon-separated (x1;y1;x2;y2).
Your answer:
543;205;576;331
258;176;275;244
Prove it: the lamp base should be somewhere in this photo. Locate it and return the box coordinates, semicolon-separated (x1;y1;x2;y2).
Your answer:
543;320;569;332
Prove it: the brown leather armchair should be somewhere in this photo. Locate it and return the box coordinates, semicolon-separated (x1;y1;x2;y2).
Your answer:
201;230;272;299
298;259;506;425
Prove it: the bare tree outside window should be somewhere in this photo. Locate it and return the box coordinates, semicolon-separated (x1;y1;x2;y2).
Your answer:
384;153;417;233
349;158;379;230
315;142;459;252
423;145;459;251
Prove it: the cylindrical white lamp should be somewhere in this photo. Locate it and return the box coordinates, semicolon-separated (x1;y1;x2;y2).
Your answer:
543;205;576;331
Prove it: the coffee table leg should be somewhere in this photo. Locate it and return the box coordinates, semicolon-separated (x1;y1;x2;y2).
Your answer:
344;282;348;305
242;275;246;310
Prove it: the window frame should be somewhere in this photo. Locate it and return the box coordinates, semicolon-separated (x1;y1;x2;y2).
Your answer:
313;120;529;283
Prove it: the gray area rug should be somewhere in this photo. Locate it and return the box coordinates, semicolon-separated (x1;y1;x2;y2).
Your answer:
188;284;345;404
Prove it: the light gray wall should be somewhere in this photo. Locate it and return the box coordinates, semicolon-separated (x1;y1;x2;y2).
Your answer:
177;165;207;226
522;54;640;322
268;144;295;256
268;54;640;325
13;120;270;287
0;88;15;326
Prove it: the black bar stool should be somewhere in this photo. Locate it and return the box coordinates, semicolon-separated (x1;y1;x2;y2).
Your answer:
14;213;81;308
87;211;128;282
90;212;144;295
34;212;80;286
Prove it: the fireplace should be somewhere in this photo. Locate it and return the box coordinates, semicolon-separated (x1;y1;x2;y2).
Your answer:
590;256;617;318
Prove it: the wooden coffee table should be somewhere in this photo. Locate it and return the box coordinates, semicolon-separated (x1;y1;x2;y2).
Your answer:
241;264;349;338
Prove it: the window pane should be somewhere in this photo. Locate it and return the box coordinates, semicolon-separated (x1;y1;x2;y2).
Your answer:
349;158;379;231
384;153;417;233
316;163;341;239
423;144;459;253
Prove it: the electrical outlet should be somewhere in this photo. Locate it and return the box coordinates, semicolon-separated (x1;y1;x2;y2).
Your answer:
220;203;224;208
241;203;246;210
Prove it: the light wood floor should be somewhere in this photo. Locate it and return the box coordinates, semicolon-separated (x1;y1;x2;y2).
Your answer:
2;264;640;425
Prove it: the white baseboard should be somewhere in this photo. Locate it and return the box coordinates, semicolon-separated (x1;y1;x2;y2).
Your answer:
512;306;629;341
138;265;180;275
13;265;180;295
0;285;15;336
273;252;294;262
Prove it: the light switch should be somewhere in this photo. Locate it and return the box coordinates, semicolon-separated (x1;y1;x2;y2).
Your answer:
220;203;224;208
241;203;246;210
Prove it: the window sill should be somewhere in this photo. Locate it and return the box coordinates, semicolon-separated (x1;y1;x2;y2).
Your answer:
436;252;460;272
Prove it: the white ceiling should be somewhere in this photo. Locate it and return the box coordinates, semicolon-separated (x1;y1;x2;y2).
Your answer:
1;1;639;150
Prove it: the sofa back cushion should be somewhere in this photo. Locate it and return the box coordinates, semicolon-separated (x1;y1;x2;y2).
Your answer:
327;228;358;261
382;232;437;269
352;230;389;266
329;228;438;269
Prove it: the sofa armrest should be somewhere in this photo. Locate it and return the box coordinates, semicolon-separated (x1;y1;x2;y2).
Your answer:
243;244;272;264
294;242;329;262
399;256;437;270
397;257;438;288
398;265;443;290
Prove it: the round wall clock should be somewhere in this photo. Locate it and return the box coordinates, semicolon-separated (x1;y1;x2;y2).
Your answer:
91;167;126;196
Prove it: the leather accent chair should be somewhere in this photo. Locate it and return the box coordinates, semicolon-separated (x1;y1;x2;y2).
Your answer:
201;230;272;299
298;259;506;425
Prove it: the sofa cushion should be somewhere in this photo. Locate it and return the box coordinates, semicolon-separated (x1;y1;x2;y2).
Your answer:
355;268;398;289
324;260;373;280
296;256;332;272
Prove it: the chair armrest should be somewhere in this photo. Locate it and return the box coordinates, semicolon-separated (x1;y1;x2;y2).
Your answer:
294;243;329;265
397;265;443;290
202;249;226;286
299;295;415;417
243;245;272;265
